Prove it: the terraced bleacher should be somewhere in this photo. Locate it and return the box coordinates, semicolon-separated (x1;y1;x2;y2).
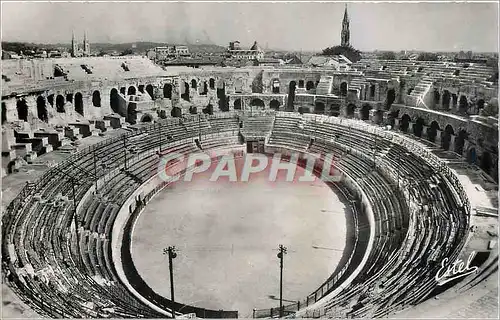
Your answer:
2;111;474;319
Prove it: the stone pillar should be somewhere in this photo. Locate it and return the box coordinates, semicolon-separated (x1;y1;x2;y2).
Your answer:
463;140;470;158
394;118;400;130
369;109;377;123
382;111;390;125
408;122;414;133
354;107;361;120
228;96;234;111
5;99;17;122
449;135;456;153
422;125;429;138
375;83;381;101
435;129;442;145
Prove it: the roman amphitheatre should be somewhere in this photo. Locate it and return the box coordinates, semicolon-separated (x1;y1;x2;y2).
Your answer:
1;9;499;320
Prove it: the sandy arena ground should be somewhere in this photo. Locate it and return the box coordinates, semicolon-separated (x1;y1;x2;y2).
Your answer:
131;155;351;317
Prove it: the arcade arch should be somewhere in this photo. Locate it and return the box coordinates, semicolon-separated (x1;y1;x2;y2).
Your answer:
16;99;28;121
110;89;120;113
74;93;83;115
56;95;65;113
92;91;101;108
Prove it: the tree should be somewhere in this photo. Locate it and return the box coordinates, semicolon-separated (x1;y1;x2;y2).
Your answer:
379;51;396;60
320;45;362;62
119;48;134;56
416;52;439;61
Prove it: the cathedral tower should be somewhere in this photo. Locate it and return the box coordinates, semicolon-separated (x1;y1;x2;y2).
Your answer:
341;5;350;47
71;31;78;57
83;31;90;56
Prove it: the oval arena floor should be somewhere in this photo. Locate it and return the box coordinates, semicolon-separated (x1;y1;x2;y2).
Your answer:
131;155;351;317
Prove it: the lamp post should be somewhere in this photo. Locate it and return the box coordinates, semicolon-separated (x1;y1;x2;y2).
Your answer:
277;244;287;318
163;246;177;318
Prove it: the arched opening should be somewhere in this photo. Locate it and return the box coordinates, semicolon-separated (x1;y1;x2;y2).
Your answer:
272;79;280;94
146;85;154;100
141;114;152;122
159;110;167;119
74;93;83;115
66;93;73;104
201;82;208;95
37;96;48;121
287;81;296;110
340;82;348;96
270;100;280;111
459;96;468;113
181;82;190;101
217;82;228;112
298;107;310;114
189;106;198;114
427;121;439;142
47;94;54;107
56;95;65;113
1;102;7;124
400;114;411;132
171;106;182;118
203;104;214;115
234;78;243;93
92;91;101;107
138;85;145;93
191;79;197;90
389;110;399;129
250;98;265;109
477;99;485;113
298;80;304;88
442;90;451;110
127;86;136;96
163;84;172;99
433;90;440;108
479;151;492;174
16;99;28;121
234;99;242;110
361;104;371;120
347;104;356;118
454;130;467;155
413;118;425;137
441;125;454;150
330;104;341;117
110;89;119;113
467;148;477;165
127;103;137;124
120;87;126;95
386;89;396;109
209;78;215;90
452;94;458;108
314;102;325;114
306;81;314;91
369;84;376;99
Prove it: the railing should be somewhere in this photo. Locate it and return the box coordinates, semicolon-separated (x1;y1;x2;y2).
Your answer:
251;156;362;318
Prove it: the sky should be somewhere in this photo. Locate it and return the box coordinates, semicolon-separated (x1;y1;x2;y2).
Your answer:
1;1;498;52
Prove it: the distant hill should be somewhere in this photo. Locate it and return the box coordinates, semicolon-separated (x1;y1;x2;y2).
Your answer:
2;41;227;55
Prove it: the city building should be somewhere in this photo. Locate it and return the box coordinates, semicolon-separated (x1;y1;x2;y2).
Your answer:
227;41;265;60
71;31;91;57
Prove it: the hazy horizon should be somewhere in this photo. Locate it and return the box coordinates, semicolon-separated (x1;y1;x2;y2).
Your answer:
2;2;498;52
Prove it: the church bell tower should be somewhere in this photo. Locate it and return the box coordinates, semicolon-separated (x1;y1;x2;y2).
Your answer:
341;5;350;47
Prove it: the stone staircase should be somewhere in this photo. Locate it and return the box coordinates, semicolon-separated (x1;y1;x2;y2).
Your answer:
316;76;333;95
408;76;433;108
349;77;368;97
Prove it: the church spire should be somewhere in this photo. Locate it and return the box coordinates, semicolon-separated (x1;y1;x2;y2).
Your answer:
71;30;77;57
341;4;350;47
